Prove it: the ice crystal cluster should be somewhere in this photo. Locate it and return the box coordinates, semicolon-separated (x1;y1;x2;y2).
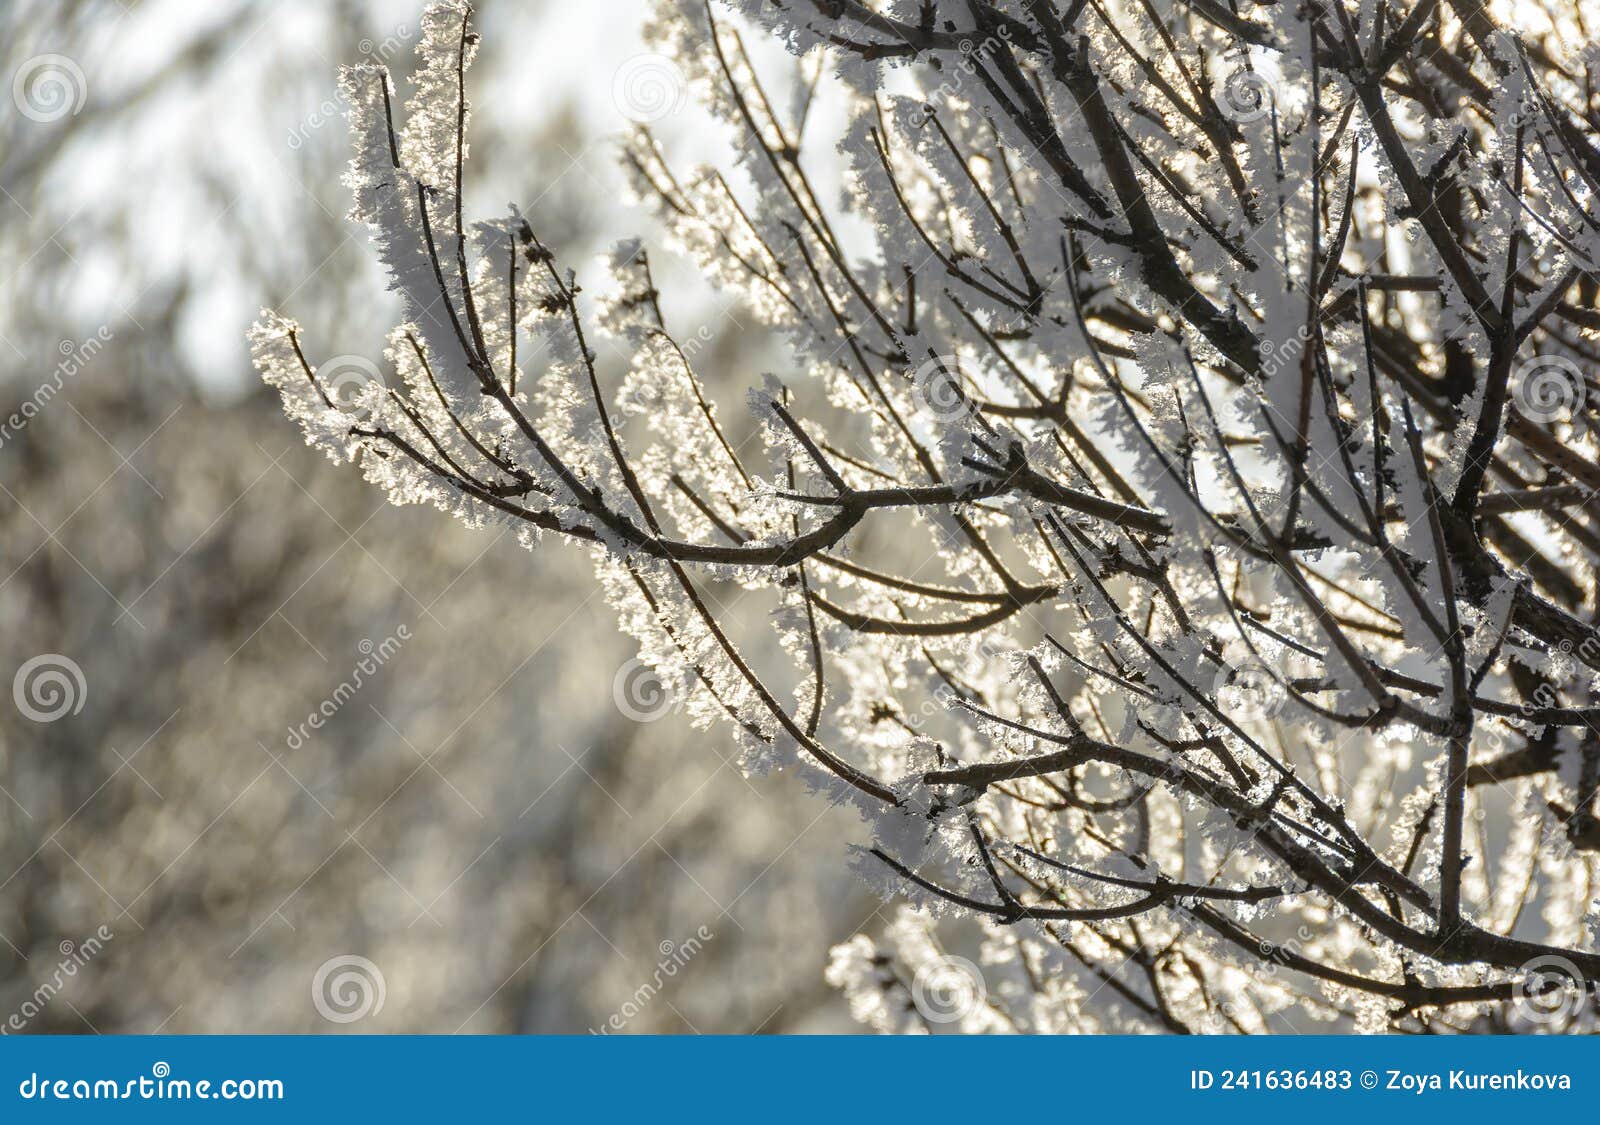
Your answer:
254;0;1600;1032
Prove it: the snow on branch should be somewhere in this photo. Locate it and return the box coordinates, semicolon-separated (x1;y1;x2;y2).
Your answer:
255;0;1600;1033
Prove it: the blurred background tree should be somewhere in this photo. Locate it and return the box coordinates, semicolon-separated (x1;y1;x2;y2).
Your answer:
0;0;875;1033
